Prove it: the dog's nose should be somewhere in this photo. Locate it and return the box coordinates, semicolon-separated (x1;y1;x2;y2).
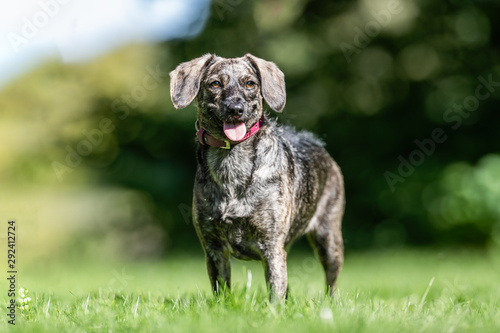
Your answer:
228;103;244;117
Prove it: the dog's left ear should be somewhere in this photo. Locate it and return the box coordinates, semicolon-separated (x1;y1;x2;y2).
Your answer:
244;54;286;112
170;54;215;109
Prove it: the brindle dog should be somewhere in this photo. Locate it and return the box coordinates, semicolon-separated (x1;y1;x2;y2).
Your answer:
170;53;344;302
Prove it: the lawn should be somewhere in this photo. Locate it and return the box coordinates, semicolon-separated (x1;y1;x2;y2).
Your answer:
2;249;500;332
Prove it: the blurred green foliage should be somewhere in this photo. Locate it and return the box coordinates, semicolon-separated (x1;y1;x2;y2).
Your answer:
1;0;499;257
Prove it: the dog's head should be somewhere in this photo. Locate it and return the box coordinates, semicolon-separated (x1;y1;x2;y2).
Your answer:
170;54;286;141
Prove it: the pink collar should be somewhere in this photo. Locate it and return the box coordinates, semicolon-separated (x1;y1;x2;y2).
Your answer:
196;117;264;149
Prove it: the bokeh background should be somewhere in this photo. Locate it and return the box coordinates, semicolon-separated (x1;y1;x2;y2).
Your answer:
1;0;499;265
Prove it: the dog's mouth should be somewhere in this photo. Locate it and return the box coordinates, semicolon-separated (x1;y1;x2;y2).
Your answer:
223;122;247;141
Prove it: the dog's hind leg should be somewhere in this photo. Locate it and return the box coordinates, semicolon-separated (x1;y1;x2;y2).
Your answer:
307;228;343;295
307;170;345;296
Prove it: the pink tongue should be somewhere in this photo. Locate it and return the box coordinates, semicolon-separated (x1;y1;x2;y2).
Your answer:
223;122;247;141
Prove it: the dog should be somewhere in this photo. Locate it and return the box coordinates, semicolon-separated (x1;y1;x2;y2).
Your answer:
169;53;345;301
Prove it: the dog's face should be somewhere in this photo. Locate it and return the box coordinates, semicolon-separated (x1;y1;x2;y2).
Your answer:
170;54;286;141
196;59;263;141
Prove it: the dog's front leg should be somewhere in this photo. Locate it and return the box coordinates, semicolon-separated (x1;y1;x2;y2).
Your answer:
263;248;288;302
206;250;231;295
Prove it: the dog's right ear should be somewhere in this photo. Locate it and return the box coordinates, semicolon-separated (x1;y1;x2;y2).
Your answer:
169;54;214;109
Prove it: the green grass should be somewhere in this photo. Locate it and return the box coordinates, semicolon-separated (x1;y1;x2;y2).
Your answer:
2;249;500;332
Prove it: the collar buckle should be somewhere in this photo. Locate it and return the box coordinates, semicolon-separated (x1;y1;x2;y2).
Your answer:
221;140;231;149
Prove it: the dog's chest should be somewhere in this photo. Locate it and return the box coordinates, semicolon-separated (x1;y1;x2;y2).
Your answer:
199;136;282;223
195;135;287;258
206;146;254;198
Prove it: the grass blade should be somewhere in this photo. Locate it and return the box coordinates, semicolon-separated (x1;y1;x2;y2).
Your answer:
419;277;435;310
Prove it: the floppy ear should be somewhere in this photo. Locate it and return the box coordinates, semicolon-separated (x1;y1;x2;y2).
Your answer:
169;54;214;109
244;53;286;112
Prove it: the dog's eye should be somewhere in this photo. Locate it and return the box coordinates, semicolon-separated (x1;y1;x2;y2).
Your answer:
245;81;256;89
210;81;222;89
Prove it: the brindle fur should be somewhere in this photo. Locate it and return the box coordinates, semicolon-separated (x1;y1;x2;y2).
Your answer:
170;53;345;302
